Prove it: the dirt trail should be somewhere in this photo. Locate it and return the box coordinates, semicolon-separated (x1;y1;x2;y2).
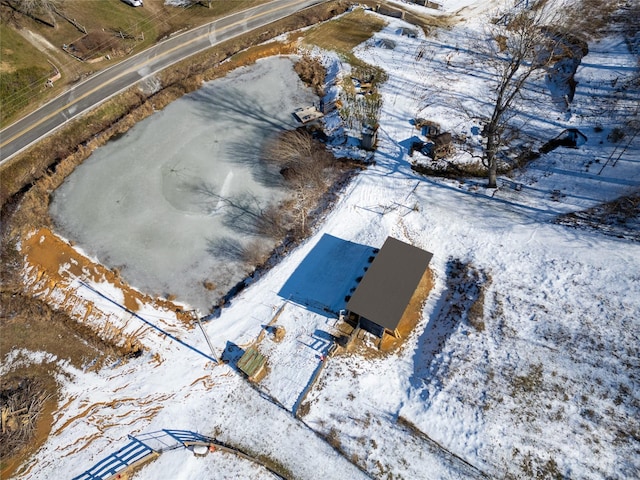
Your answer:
19;29;59;54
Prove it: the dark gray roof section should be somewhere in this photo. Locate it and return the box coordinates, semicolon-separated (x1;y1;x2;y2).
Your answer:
346;237;433;331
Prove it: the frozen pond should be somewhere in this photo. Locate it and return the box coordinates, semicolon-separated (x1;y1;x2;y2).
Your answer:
50;56;318;313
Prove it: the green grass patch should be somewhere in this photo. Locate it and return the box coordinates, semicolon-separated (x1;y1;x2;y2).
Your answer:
302;8;386;57
0;24;53;125
0;23;50;72
302;9;387;130
0;65;51;124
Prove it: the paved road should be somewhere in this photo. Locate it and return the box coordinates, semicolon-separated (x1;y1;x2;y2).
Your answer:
0;0;326;163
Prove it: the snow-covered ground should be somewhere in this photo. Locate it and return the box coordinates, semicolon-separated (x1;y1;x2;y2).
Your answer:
9;2;639;479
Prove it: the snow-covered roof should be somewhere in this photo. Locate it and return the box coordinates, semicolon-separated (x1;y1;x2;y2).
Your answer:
346;237;433;331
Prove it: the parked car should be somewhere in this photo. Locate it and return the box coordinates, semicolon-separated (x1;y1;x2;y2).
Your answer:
122;0;143;7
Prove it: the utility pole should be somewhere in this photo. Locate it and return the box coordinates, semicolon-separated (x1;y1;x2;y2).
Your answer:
191;311;217;361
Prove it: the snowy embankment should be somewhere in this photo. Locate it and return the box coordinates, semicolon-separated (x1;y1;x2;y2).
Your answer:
11;3;639;480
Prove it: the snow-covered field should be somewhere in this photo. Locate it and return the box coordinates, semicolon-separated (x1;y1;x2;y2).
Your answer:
8;1;639;479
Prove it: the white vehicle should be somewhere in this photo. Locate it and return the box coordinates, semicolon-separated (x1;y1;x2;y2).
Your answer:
122;0;143;7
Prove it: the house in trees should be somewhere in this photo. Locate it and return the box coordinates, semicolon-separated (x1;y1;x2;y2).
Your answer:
346;237;433;339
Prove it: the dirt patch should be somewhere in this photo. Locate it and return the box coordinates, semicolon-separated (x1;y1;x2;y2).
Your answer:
0;292;123;369
555;192;640;241
19;28;58;54
19;228;193;348
441;258;490;334
68;30;124;60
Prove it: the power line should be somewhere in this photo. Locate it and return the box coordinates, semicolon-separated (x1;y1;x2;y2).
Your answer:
2;1;203;112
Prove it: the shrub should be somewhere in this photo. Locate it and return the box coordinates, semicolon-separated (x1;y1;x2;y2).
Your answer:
608;127;625;143
294;53;326;96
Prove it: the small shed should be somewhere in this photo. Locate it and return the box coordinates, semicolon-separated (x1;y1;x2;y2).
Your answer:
361;124;378;151
411;0;441;8
398;27;417;38
236;347;267;381
414;118;440;138
375;4;405;19
293;106;323;124
346;237;433;338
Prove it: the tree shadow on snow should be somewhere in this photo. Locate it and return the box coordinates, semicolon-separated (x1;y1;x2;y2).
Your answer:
409;258;486;403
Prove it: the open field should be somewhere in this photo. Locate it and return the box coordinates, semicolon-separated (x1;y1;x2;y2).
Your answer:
1;0;639;478
0;0;265;127
302;7;386;56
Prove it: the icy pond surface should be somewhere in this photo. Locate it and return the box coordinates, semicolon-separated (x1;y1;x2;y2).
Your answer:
50;56;318;313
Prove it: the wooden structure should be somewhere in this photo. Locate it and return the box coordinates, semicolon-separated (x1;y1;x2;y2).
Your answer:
410;0;441;8
375;4;405;18
72;436;159;480
346;237;433;339
398;27;417;38
236;347;267;381
293;106;323;124
72;429;287;480
414;118;440;137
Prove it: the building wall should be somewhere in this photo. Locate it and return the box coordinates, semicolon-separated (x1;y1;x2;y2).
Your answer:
358;317;386;338
395;268;433;337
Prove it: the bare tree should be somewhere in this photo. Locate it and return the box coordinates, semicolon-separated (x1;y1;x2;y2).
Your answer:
481;1;560;187
263;129;335;238
263;129;330;190
2;0;60;27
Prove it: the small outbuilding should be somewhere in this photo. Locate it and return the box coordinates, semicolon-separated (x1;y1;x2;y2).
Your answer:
414;118;440;138
293;106;323;124
361;124;378;151
346;237;433;338
398;27;417;38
